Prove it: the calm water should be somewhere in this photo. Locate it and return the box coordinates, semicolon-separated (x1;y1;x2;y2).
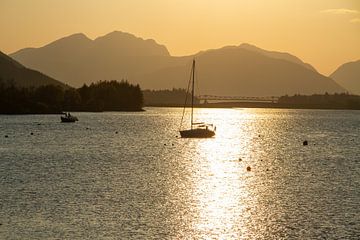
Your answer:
0;108;359;239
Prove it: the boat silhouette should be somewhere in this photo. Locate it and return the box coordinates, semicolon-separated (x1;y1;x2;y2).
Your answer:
179;60;215;138
61;112;78;123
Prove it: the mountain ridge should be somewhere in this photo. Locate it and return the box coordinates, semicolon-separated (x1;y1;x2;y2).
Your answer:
0;51;66;88
330;60;360;95
139;47;344;96
10;31;345;96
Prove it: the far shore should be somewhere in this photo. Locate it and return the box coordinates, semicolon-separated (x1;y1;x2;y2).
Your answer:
0;109;145;115
2;103;360;115
145;102;360;110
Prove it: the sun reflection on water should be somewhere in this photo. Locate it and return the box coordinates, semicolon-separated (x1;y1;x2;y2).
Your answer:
183;108;261;238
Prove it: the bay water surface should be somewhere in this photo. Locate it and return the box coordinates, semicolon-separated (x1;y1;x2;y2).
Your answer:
0;108;359;239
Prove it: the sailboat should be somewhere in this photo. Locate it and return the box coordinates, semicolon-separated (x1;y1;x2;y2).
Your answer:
179;60;216;138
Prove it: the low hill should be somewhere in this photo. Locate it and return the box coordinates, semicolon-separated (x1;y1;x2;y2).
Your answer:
0;51;66;88
330;60;360;94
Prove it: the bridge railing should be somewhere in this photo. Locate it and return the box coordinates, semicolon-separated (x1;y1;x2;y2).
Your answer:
197;95;279;102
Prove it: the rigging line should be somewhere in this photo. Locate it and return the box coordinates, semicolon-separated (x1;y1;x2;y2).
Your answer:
191;59;195;129
195;61;200;98
179;61;193;130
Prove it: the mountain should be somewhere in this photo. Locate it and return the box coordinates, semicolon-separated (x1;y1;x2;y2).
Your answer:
330;60;360;95
11;31;172;87
139;47;344;96
238;43;317;72
0;51;66;88
10;31;345;96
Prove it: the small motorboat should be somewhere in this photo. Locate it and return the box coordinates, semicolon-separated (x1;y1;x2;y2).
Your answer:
61;113;78;123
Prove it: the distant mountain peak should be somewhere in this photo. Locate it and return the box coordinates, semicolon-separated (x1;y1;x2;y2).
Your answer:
95;31;132;41
94;31;170;56
238;43;317;72
330;59;360;94
65;32;89;39
47;33;92;47
239;43;258;49
11;30;170;60
195;43;317;72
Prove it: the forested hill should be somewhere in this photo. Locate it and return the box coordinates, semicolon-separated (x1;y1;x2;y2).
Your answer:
0;80;143;114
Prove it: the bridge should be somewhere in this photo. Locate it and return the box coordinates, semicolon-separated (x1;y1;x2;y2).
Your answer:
197;95;279;103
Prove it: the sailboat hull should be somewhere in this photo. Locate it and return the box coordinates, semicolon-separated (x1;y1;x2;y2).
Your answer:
180;129;215;138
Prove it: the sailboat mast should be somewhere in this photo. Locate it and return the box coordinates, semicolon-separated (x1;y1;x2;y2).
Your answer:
191;59;195;129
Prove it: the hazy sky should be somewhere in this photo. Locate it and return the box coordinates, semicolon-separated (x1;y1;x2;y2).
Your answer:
1;0;359;75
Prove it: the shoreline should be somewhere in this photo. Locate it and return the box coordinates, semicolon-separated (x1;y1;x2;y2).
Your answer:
145;102;360;110
1;103;360;114
0;109;145;115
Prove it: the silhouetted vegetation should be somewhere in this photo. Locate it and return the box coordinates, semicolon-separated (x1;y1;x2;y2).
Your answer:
143;88;199;106
278;93;360;109
0;80;143;114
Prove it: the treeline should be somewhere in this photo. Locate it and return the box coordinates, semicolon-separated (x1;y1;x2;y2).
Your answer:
0;80;143;114
143;88;199;106
278;93;360;109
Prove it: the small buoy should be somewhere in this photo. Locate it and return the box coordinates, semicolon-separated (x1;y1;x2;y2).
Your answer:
164;143;167;146
238;157;242;161
247;166;251;171
266;168;269;171
303;140;308;146
172;143;174;146
4;135;8;138
30;132;34;135
258;134;261;137
115;131;118;134
37;123;41;126
86;127;89;130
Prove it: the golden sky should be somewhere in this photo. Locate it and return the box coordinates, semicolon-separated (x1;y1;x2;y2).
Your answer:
1;0;359;75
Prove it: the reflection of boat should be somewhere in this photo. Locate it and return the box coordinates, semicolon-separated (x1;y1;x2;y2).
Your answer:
179;60;215;138
61;113;78;123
